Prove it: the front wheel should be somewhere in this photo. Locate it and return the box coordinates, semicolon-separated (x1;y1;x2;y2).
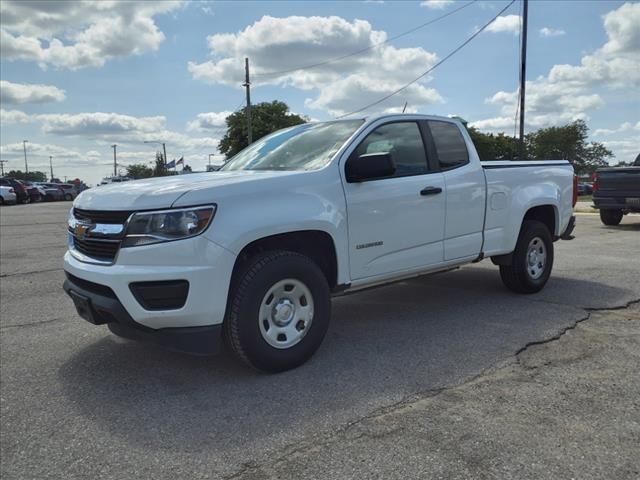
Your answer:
599;209;623;226
499;220;554;294
224;251;331;372
64;194;73;201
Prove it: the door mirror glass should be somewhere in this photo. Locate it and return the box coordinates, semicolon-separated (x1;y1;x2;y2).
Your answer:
346;152;396;182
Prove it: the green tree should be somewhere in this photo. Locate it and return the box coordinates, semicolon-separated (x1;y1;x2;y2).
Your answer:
126;163;154;179
219;101;307;158
6;170;47;182
526;120;612;174
467;127;519;161
152;152;167;177
182;164;192;173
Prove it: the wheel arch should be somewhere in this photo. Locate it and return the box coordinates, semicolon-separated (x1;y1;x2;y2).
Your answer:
229;230;340;294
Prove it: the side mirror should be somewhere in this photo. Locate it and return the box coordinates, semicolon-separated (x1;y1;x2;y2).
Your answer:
346;152;396;182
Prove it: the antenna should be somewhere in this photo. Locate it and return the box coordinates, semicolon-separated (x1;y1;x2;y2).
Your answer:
402;102;408;113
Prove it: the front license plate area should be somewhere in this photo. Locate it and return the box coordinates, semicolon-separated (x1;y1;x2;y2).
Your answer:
69;290;98;324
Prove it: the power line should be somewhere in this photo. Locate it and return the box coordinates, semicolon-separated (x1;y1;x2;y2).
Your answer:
253;0;476;78
336;0;516;119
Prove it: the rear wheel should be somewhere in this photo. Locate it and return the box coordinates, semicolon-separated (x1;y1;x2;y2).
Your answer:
224;251;331;372
599;208;623;226
499;220;554;294
64;194;73;201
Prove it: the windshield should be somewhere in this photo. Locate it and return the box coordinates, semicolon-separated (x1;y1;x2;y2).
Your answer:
221;120;363;172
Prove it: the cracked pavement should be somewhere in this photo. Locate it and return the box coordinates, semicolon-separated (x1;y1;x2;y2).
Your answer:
1;203;639;479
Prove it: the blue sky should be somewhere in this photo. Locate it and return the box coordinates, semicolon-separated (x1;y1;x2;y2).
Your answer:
1;0;638;184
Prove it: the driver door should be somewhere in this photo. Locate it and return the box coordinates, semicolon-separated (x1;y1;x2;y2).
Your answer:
343;121;446;281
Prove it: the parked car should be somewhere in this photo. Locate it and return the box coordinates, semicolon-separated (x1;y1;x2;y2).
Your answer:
63;114;576;372
0;185;17;205
19;181;44;203
0;177;30;203
592;153;640;225
55;183;80;200
33;182;65;201
577;182;593;196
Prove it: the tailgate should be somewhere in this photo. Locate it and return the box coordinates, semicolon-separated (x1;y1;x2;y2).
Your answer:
595;168;640;198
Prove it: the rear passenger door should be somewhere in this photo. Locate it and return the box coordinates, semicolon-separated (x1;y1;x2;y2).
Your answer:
343;120;446;281
425;120;486;261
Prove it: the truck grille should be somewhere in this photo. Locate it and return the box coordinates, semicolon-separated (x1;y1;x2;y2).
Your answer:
73;237;121;261
73;208;132;224
70;209;133;263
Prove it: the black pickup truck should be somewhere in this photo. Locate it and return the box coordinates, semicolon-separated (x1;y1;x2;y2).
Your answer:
593;153;640;225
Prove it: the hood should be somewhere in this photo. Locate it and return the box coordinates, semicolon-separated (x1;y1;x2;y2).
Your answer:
74;170;304;210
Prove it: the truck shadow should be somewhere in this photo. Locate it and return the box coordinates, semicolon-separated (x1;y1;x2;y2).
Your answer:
58;266;636;458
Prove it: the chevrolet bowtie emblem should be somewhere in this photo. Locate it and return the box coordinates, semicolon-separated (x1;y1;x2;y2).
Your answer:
74;222;91;239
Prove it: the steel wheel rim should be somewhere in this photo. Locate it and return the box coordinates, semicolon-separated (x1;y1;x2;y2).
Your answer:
259;278;314;349
526;236;547;280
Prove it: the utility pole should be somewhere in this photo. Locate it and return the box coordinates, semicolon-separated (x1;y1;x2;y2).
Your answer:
0;160;7;175
49;156;54;180
243;57;253;145
22;140;29;174
111;144;117;177
518;0;528;161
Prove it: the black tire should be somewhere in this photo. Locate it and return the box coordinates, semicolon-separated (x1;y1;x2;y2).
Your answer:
599;209;623;226
64;194;73;201
224;251;331;372
499;220;554;294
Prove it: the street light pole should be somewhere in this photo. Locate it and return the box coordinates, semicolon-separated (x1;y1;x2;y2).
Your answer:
22;140;29;175
0;160;7;176
49;156;54;180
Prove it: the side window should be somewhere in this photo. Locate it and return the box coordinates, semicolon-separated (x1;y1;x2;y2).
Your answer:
354;122;428;178
428;121;469;170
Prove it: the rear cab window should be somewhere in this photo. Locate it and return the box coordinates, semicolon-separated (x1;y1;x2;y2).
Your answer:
427;121;469;170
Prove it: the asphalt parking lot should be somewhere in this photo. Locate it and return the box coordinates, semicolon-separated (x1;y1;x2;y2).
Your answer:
1;202;639;479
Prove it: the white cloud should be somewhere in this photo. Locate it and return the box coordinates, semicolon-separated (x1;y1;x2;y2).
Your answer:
188;15;443;116
0;108;31;125
485;15;520;34
602;139;640;164
594;121;640;136
471;3;640;133
0;80;65;104
37;112;166;137
420;0;454;10
186;111;232;132
548;3;640;89
539;27;566;38
0;1;183;69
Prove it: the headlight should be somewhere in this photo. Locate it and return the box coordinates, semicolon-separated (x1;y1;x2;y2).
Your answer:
121;206;216;247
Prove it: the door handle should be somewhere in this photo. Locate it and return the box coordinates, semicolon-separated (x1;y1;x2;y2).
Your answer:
420;186;442;196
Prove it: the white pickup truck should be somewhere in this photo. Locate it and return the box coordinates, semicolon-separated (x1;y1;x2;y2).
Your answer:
64;114;576;372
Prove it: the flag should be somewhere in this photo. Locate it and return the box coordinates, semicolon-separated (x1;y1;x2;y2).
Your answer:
166;159;176;169
176;156;184;166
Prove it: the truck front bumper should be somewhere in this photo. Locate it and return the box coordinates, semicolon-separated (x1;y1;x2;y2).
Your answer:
63;235;237;355
63;272;223;355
